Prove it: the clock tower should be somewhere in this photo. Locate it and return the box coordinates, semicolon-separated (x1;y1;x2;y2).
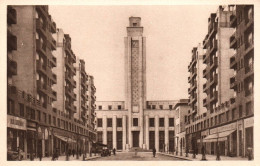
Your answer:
124;17;147;149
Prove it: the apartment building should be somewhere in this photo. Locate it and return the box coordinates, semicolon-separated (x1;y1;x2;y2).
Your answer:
229;5;254;157
7;6;97;160
185;5;254;158
7;5;57;159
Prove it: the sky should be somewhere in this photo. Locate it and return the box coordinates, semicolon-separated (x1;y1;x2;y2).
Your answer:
49;5;219;101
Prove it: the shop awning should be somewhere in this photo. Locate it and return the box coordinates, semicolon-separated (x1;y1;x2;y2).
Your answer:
54;134;76;143
203;130;235;143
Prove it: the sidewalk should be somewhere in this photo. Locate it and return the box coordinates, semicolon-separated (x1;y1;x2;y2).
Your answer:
24;153;101;161
159;152;249;161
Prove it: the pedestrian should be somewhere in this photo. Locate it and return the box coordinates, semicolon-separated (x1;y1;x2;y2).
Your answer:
68;149;71;157
201;145;206;160
72;149;75;157
79;149;82;157
153;148;156;157
113;148;116;155
38;150;42;161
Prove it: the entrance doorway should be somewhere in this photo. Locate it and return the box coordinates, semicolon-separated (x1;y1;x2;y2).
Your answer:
132;131;139;147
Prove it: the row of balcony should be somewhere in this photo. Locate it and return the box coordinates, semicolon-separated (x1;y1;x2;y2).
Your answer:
65;101;77;113
65;43;76;63
37;80;57;101
65;57;76;74
210;56;218;69
209;39;217;54
210;91;218;102
8;6;17;25
36;60;57;83
65;72;76;88
65;86;77;100
36;19;47;37
208;22;217;39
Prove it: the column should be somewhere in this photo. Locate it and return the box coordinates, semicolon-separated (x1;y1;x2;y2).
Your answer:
145;115;149;150
165;115;169;153
113;115;117;149
122;115;127;151
103;115;107;144
155;115;159;151
24;133;27;159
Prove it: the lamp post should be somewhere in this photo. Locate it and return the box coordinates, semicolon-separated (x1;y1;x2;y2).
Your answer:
216;128;220;160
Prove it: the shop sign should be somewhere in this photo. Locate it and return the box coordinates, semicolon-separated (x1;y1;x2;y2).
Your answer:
210;122;236;134
7;115;26;130
244;117;254;128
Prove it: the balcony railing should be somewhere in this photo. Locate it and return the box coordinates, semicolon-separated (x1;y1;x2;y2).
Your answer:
36;39;46;56
7;30;17;51
245;63;254;74
36;19;46;37
230;75;236;89
36;60;47;74
7;57;17;76
230;14;237;28
230;53;237;69
230;32;237;49
210;39;217;54
7;7;17;25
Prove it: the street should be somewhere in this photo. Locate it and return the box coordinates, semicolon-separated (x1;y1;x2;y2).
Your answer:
92;152;185;161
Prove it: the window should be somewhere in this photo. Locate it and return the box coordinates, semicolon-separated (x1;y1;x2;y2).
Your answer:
107;118;112;127
147;105;151;109
133;23;137;26
149;118;155;127
97;118;102;127
53;116;56;126
133;118;138;126
169;118;174;127
58;118;60;127
98;106;102;110
239;105;243;118
169;105;173;109
210;117;213;126
152;105;156;109
43;113;47;123
117;118;122;127
159;105;163;109
19;103;24;117
232;108;236;120
159;118;164;127
31;109;35;120
226;110;230;121
246;102;252;116
97;131;103;143
118;105;121;110
49;114;51;124
7;99;15;115
108;105;112;110
26;107;30;119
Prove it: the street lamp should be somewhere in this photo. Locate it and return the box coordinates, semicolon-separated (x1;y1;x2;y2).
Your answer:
216;128;220;160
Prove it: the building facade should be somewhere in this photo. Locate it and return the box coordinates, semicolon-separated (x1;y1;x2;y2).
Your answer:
185;5;254;158
7;5;97;160
95;17;189;152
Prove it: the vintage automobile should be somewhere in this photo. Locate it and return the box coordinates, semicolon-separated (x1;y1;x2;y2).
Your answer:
101;147;111;157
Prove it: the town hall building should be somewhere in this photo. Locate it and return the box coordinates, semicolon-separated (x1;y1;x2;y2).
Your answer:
95;17;189;152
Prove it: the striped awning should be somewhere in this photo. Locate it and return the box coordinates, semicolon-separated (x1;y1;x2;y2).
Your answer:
203;130;235;143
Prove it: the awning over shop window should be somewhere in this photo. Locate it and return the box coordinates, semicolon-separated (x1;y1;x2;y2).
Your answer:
54;134;76;143
203;130;235;143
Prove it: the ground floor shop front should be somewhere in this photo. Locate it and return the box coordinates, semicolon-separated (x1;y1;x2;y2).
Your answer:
7;115;94;160
186;116;254;158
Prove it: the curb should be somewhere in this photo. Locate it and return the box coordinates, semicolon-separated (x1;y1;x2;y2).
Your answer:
158;153;192;161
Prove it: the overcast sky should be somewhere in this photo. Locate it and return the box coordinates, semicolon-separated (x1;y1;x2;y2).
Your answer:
49;5;218;101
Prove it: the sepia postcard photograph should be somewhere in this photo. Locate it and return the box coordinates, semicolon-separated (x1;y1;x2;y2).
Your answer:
1;0;259;165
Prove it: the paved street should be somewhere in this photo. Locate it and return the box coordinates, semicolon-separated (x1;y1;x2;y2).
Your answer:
92;152;186;161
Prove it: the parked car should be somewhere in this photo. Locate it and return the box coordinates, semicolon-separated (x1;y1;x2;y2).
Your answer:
101;147;111;157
